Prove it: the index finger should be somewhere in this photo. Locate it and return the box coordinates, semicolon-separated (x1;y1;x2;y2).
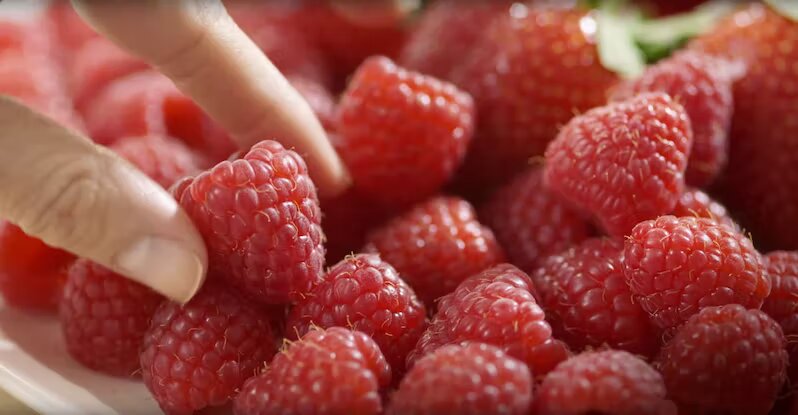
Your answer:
71;0;350;197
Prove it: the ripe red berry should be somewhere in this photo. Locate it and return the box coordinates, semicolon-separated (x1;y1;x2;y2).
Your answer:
234;327;391;415
761;251;798;383
536;350;676;415
671;187;736;229
140;283;278;415
387;343;532;415
532;238;658;356
480;167;591;273
452;4;619;193
0;222;74;312
59;259;162;377
656;304;788;415
173;140;325;304
398;1;511;80
336;56;474;206
409;264;570;376
286;254;426;375
46;2;98;53
110;135;201;189
610;51;736;187
365;196;505;307
623;215;769;331
544;93;692;237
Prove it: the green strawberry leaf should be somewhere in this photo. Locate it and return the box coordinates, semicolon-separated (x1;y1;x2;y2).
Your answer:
632;1;737;62
596;1;646;79
765;0;798;22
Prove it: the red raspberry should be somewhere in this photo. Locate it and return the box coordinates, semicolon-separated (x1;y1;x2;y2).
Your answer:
544;93;692;237
0;21;24;52
140;283;278;415
110;135;201;189
409;264;570;376
234;327;391;415
0;222;74;312
59;259;162;377
532;238;659;357
623;215;770;331
656;304;788;414
611;51;736;187
387;343;532;415
671;187;736;229
68;36;149;111
288;76;336;131
46;2;99;53
336;56;475;207
480;167;591;273
451;4;620;194
173;140;325;304
398;1;511;80
285;254;426;375
364;196;505;307
536;350;676;415
761;251;798;383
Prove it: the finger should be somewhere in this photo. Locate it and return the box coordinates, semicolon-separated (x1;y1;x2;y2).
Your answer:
329;0;420;27
0;96;207;303
71;0;350;198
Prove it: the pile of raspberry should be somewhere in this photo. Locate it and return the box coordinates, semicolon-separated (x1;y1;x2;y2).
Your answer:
3;2;798;415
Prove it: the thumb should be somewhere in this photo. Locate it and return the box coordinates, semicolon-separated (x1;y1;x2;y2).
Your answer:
0;96;207;302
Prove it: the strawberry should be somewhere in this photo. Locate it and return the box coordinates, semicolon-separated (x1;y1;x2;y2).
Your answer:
691;3;798;250
452;3;619;195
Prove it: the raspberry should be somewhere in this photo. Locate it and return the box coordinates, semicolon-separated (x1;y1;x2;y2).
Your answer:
610;51;736;187
656;304;788;414
140;283;278;415
387;343;532;415
623;215;770;331
289;76;336;131
59;259;162;377
110;135;201;189
409;264;570;376
480;167;591;273
173;140;325;304
544;93;692;237
536;350;676;415
234;327;391;415
46;2;98;53
532;238;658;356
761;251;798;383
336;56;475;207
286;254;426;375
0;222;74;312
364;196;505;307
68;36;149;111
398;1;511;80
672;187;736;229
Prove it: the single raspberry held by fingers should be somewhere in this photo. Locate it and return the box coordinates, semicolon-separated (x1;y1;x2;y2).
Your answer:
336;56;475;207
59;259;162;377
110;135;201;189
532;238;659;357
286;254;426;375
408;264;570;376
543;93;692;237
0;222;74;312
623;215;769;331
365;196;505;307
387;343;533;415
761;251;798;383
536;350;676;415
140;283;278;415
610;51;736;188
671;187;736;229
480;167;591;273
234;327;391;415
173;140;325;304
656;305;787;415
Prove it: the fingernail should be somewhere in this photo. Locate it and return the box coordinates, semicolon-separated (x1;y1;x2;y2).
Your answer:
114;236;205;303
